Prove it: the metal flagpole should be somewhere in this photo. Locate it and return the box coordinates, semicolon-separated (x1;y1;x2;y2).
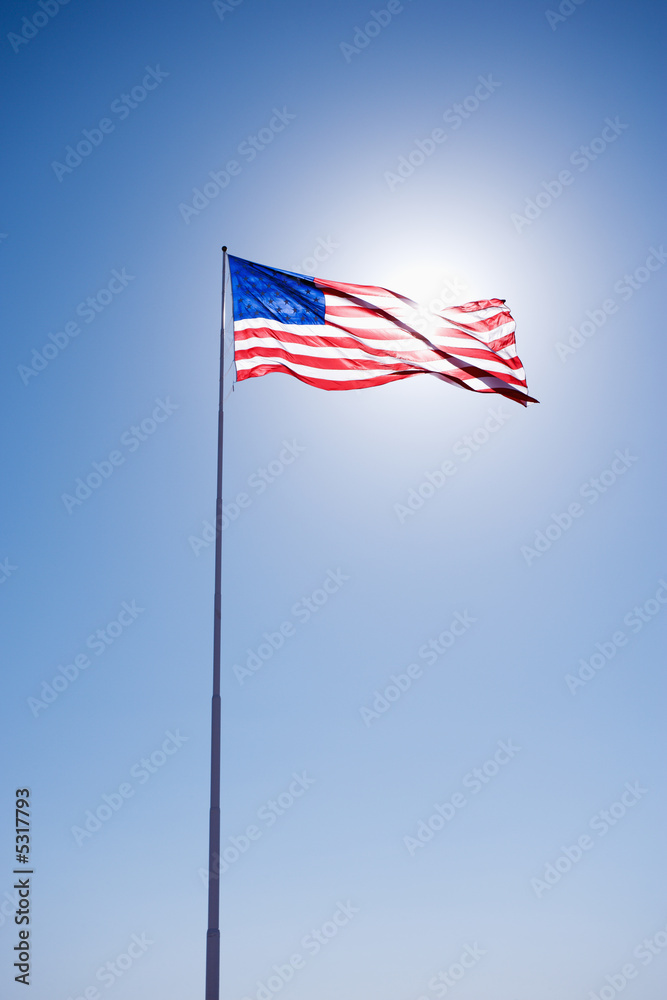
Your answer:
205;245;228;1000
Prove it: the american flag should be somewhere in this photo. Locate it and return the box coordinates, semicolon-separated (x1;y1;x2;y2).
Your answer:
228;255;537;406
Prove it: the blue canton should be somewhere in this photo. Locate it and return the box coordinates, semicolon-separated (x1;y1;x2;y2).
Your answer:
228;255;325;325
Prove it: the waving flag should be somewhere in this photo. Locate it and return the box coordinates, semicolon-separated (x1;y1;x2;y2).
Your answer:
227;255;537;406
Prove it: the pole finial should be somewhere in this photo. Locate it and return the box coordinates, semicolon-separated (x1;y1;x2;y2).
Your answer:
222;245;227;252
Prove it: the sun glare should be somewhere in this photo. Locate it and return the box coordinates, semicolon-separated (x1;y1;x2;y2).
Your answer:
386;259;474;311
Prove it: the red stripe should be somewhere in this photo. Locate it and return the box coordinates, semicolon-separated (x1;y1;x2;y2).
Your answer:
237;363;537;404
237;364;415;392
236;343;411;373
315;277;415;306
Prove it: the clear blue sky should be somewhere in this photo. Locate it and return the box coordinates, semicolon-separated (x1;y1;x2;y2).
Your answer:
1;0;666;998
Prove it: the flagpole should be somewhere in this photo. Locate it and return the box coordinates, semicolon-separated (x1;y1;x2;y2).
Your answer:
205;245;227;1000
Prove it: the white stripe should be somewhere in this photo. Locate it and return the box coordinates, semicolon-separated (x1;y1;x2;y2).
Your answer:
236;318;325;336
